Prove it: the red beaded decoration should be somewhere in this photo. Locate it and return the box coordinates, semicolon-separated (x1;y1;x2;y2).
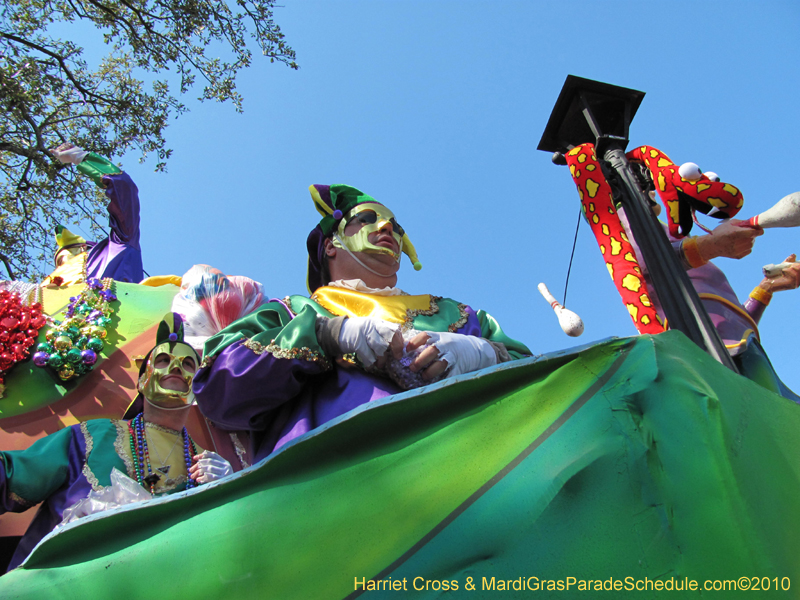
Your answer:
0;290;47;398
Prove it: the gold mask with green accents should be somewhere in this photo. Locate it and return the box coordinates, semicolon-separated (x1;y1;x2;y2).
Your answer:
138;342;198;408
332;203;405;262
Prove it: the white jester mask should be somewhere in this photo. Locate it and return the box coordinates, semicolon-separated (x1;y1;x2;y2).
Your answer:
138;342;198;408
332;203;405;262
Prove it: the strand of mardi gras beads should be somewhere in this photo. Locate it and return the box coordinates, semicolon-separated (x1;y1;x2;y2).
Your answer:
129;414;198;493
33;277;117;382
128;419;144;487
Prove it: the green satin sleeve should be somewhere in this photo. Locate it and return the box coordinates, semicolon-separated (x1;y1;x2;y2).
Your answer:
1;427;75;507
202;300;327;359
77;152;122;187
477;309;532;359
82;420;128;488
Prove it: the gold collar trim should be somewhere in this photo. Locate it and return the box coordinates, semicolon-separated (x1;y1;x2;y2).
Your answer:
8;491;35;509
448;302;470;332
145;421;182;436
312;287;437;329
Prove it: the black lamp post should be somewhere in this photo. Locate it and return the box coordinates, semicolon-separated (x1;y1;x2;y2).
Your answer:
538;75;738;372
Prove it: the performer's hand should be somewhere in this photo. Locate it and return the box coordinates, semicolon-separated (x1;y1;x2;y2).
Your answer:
189;451;234;484
406;331;497;380
338;317;402;368
50;142;89;165
760;254;800;293
695;219;763;261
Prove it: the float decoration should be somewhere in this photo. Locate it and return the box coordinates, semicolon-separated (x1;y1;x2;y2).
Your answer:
625;145;743;238
747;191;800;229
563;143;664;334
0;287;47;398
33;277;116;382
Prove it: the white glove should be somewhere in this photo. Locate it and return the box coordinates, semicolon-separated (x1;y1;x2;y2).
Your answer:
51;143;88;165
338;316;400;367
192;451;233;484
424;331;497;377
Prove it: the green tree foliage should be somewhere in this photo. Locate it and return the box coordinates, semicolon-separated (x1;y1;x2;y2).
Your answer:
0;0;297;280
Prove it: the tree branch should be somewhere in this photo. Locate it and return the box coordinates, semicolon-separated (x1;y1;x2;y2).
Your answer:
0;32;118;104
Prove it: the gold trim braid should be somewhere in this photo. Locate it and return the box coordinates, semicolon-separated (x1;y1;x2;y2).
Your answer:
283;296;298;316
242;338;331;369
230;433;250;469
80;422;103;492
447;302;470;333
200;353;217;369
113;420;135;479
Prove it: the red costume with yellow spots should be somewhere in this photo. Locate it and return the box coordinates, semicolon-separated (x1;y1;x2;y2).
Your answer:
564;143;744;335
626;145;743;238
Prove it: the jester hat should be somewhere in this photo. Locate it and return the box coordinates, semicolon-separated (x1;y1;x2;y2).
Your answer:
53;225;95;264
123;312;200;419
306;184;422;292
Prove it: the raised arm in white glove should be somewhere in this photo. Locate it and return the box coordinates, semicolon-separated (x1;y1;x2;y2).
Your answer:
337;316;403;368
406;331;497;380
50;142;89;165
189;451;234;484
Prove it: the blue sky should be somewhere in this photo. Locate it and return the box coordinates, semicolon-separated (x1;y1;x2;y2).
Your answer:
70;1;800;390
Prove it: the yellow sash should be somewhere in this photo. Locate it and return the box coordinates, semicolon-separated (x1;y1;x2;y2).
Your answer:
312;287;433;324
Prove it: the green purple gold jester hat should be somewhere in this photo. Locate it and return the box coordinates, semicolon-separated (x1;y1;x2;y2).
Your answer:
305;184;422;292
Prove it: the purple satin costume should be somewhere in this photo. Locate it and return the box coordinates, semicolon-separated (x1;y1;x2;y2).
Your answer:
677;258;765;352
85;172;143;283
193;307;489;463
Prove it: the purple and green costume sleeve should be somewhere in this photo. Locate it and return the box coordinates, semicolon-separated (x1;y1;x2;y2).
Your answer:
193;301;385;463
193;296;531;462
78;153;143;283
0;420;125;571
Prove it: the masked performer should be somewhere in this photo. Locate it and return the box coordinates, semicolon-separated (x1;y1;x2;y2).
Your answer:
44;143;143;286
194;184;531;462
0;314;232;571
